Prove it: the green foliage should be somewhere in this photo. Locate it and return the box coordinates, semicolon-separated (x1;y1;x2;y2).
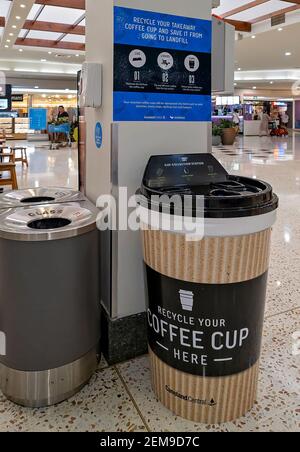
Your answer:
220;119;235;129
48;117;69;126
212;124;222;136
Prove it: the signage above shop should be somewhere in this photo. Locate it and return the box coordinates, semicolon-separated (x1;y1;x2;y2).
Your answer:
12;94;24;102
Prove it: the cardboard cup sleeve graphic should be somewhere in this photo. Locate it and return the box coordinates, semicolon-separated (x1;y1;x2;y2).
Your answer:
137;154;278;424
179;290;194;311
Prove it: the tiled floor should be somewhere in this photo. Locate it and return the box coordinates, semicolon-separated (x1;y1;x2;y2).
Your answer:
0;135;299;432
2;140;79;190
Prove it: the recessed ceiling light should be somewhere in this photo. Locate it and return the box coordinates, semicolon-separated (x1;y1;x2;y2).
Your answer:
285;52;292;56
19;49;23;52
20;4;26;7
253;86;257;90
278;28;283;31
238;67;241;71
9;33;14;36
4;45;9;48
6;39;11;43
34;86;39;89
75;54;80;57
234;83;237;86
48;51;52;55
16;16;21;20
251;35;256;39
41;59;47;62
270;81;274;84
12;25;17;29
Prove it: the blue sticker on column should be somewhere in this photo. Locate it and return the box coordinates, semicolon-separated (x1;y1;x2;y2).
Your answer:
95;122;103;149
113;6;212;122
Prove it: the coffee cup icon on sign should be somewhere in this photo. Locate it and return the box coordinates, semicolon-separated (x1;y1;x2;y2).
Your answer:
189;59;195;70
184;55;200;73
179;290;194;312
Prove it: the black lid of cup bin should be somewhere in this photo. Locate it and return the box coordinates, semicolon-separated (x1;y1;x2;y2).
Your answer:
137;154;278;218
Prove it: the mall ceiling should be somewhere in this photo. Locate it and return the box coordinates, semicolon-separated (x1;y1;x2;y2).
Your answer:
213;0;300;29
0;0;85;76
0;0;299;90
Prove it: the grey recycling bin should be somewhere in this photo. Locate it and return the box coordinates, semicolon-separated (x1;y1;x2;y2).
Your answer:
0;187;85;210
0;201;100;407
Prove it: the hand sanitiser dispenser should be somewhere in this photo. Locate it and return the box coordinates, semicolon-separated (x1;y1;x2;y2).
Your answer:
79;62;103;108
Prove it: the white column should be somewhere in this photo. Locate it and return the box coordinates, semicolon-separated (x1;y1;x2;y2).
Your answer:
86;0;212;319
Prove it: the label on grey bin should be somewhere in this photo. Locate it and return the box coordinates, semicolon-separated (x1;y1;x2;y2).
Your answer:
145;264;268;377
0;331;6;356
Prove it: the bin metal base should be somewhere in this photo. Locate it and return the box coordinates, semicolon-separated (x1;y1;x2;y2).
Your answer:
0;348;98;408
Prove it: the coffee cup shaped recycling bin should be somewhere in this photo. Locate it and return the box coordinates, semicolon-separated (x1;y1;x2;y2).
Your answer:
137;154;278;424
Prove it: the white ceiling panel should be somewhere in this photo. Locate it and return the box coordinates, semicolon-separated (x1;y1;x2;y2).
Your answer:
228;1;297;21
27;30;62;40
213;0;256;17
37;6;85;24
235;21;300;70
18;29;27;38
26;4;43;21
0;0;11;19
62;34;85;43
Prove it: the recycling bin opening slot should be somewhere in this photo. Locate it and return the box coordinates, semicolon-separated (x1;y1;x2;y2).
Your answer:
21;196;56;204
27;218;71;230
210;189;242;197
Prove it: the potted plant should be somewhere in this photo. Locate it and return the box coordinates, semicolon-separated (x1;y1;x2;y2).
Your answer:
212;124;222;146
220;119;236;146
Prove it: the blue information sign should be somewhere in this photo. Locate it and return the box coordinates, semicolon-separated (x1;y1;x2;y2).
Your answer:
113;6;212;122
29;108;47;131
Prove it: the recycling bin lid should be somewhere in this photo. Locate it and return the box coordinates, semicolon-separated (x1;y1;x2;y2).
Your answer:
0;187;85;209
0;202;99;241
137;154;278;218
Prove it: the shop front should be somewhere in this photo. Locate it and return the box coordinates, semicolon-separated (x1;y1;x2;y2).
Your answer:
0;91;77;140
242;97;293;136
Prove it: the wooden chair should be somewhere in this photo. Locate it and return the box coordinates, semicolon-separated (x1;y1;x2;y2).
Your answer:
11;146;29;167
0;151;15;163
0;162;18;189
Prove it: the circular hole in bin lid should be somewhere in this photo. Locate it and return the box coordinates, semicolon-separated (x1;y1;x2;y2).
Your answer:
21;196;56;204
27;218;71;230
210;189;242;197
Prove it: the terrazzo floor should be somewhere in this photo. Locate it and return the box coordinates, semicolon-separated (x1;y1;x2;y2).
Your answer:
0;135;299;432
